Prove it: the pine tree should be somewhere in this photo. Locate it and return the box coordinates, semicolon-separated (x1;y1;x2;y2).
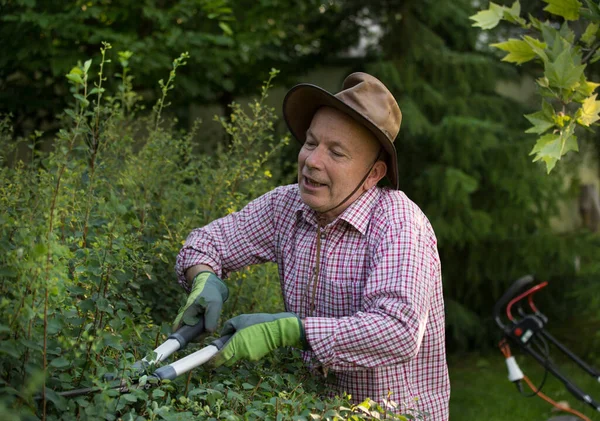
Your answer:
359;0;600;350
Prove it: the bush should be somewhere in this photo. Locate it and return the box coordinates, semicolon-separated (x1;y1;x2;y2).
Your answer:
0;46;422;420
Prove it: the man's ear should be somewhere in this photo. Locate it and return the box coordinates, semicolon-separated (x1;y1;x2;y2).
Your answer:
365;160;387;190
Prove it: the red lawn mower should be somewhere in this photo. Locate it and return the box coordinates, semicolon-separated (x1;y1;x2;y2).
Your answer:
494;275;600;421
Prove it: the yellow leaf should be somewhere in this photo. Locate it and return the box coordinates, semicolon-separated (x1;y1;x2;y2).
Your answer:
490;39;537;64
577;80;600;97
470;3;505;30
578;94;600;126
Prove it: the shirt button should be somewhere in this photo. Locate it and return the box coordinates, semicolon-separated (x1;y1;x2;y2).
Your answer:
320;232;326;239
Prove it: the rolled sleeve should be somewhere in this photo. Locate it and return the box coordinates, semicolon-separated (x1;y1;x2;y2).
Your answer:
175;188;281;291
176;231;224;290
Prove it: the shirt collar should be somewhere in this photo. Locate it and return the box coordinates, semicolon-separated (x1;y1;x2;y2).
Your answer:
294;184;380;236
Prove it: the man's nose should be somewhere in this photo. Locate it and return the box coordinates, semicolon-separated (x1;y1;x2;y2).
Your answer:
304;146;325;169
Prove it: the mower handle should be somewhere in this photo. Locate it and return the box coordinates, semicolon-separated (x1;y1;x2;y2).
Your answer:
494;275;534;330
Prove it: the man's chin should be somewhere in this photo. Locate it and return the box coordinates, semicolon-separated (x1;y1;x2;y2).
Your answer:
299;191;326;212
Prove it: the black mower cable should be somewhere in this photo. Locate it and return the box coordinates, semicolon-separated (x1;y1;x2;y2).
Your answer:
519;333;550;397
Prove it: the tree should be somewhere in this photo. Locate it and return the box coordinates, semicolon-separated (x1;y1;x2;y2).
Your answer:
471;0;600;173
356;0;600;350
0;0;363;133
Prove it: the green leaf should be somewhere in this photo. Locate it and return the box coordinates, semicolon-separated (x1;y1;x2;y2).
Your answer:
45;387;68;411
491;39;537;64
559;21;576;43
581;22;599;46
503;1;526;25
47;318;64;335
540;22;560;48
0;341;20;358
544;48;586;90
577;94;600;126
469;2;505;30
97;297;113;314
530;124;578;172
584;0;600;19
525;102;555;134
64;109;77;119
509;0;521;15
89;87;105;95
66;73;83;85
543;0;582;21
576;79;600;97
73;93;90;107
101;331;123;351
219;22;233;36
49;356;70;368
83;59;92;74
523;36;548;62
152;389;165;399
79;298;95;312
530;133;561;172
32;243;48;258
122;393;137;402
564;132;579;154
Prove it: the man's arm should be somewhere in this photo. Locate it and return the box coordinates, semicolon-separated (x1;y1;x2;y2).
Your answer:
176;187;281;290
303;218;443;371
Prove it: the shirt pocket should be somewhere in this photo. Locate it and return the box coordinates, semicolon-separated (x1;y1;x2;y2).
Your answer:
318;277;364;317
319;252;368;317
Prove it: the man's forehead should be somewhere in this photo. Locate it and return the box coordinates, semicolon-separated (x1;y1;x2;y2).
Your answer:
305;124;379;155
306;128;355;152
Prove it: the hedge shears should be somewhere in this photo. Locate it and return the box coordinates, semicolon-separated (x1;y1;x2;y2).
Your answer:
49;319;230;398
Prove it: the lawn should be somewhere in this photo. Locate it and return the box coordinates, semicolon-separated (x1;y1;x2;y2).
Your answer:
449;350;599;421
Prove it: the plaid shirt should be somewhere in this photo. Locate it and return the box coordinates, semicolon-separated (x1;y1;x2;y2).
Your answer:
176;184;449;420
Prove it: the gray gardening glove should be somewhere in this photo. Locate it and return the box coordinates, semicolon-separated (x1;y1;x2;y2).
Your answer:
172;271;229;333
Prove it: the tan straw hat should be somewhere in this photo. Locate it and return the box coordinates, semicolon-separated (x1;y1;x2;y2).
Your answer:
283;72;402;189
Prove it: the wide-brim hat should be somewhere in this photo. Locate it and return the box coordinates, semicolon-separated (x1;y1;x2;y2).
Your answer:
283;72;402;189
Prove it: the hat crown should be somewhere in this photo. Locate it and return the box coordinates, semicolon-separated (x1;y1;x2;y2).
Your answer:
335;72;402;142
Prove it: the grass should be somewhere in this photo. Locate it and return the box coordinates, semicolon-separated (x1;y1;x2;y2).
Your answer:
449;348;600;421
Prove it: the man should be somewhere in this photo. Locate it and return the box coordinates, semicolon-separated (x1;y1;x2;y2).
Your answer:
174;73;450;419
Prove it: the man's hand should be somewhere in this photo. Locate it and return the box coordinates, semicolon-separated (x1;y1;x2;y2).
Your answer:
172;272;229;333
208;312;306;368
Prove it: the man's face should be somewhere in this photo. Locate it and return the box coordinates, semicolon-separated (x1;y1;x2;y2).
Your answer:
297;106;386;222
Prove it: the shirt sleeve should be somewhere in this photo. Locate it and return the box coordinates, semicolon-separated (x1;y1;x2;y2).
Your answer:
175;188;279;290
303;217;440;371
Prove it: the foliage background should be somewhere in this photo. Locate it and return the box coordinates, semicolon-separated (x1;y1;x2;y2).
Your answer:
2;0;600;419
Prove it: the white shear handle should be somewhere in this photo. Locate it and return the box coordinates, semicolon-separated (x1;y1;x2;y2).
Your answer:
152;334;232;381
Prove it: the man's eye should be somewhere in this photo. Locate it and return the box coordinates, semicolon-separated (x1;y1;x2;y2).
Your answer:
304;141;317;148
331;150;344;157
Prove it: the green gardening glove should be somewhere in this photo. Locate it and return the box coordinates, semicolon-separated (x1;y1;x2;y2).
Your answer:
172;272;229;333
208;312;306;368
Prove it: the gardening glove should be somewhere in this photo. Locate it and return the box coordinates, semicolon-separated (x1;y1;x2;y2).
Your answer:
172;271;229;333
207;312;306;368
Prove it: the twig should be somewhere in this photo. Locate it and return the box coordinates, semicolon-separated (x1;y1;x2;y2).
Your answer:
583;41;600;64
184;371;193;396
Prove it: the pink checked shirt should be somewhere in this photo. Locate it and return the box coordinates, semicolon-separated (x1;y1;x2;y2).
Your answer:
176;184;450;420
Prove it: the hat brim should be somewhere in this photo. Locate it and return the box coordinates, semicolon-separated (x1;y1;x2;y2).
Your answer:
283;83;399;189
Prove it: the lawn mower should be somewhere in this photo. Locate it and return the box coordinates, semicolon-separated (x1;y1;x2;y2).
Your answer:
494;275;600;421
